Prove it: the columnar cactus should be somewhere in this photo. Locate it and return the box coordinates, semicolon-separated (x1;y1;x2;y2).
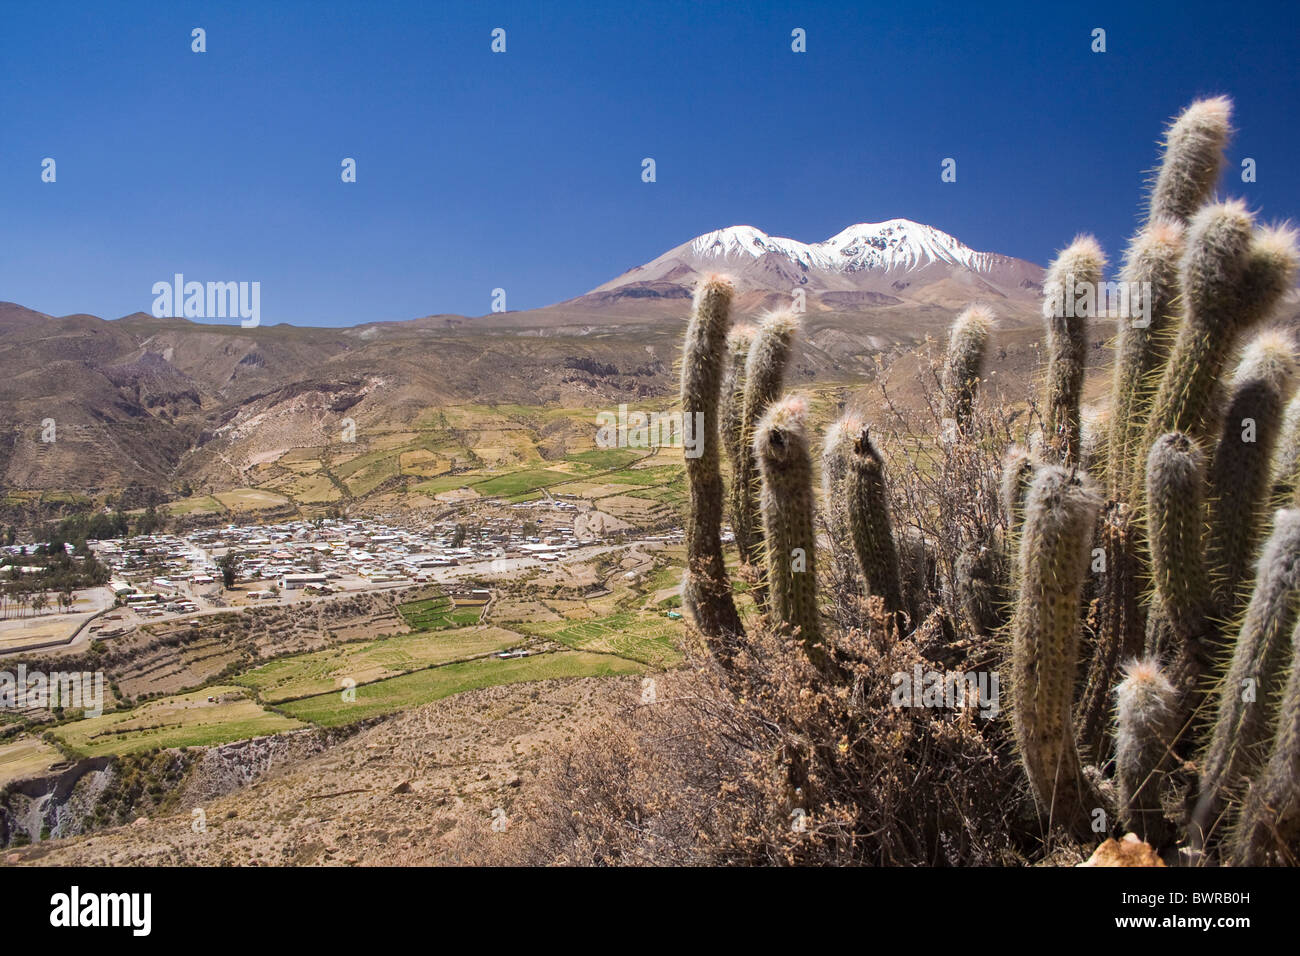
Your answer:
1144;204;1295;454
735;309;800;570
941;304;994;435
1207;331;1298;620
1077;502;1143;762
1000;445;1036;546
1010;465;1103;834
1271;393;1300;507
1149;96;1233;225
754;394;822;651
1041;237;1105;465
680;275;744;653
821;412;863;558
1231;616;1300;865
845;426;904;623
1194;509;1300;850
667;95;1300;866
720;324;756;535
1109;219;1186;501
1143;432;1210;665
1115;658;1179;847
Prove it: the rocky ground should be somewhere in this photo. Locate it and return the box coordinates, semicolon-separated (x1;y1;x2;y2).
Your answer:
3;673;632;866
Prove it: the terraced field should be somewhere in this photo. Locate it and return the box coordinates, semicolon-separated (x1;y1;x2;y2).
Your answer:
398;594;484;630
233;625;522;703
516;611;683;667
276;650;643;726
52;687;304;758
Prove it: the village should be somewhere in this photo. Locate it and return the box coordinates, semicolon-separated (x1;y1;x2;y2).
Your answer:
0;497;685;656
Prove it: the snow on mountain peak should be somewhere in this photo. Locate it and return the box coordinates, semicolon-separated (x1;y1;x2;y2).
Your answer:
688;219;1000;273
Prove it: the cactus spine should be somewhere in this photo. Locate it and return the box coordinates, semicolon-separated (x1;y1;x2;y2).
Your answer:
754;395;822;651
679;276;744;653
1270;393;1300;507
1010;465;1102;834
1110;219;1186;500
1144;203;1294;453
845;427;904;623
941;304;993;435
1231;616;1300;865
1041;237;1105;465
1207;332;1298;620
1077;502;1143;762
720;324;757;539
1115;658;1180;847
1149;96;1233;225
1144;433;1211;662
1001;446;1035;545
735;310;799;570
821;413;862;560
1194;509;1300;849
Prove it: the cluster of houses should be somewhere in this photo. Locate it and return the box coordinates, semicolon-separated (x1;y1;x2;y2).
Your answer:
84;513;600;607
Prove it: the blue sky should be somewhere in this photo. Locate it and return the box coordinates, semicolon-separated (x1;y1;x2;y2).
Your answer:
2;0;1297;326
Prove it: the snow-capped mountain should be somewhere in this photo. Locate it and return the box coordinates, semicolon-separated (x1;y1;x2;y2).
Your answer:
688;219;1003;274
580;218;1044;313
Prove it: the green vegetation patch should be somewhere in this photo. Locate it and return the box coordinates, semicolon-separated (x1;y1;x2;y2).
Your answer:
278;651;643;726
234;626;521;703
53;687;303;758
516;611;683;667
399;593;484;630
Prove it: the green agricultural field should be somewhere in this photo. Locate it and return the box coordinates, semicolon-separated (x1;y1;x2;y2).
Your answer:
53;687;303;758
213;488;292;512
277;651;644;726
471;468;571;498
398;593;484;630
565;448;644;470
516;611;683;667
0;736;62;785
234;626;522;703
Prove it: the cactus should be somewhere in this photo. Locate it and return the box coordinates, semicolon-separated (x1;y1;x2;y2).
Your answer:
1207;331;1298;620
1270;393;1300;507
734;309;800;570
1144;204;1295;453
845;426;904;624
1231;615;1300;865
1077;502;1144;762
941;304;993;436
1010;465;1103;834
1001;445;1036;545
954;541;1006;637
1143;432;1211;664
662;96;1300;865
720;324;757;536
1109;219;1186;501
1041;236;1105;465
821;412;863;559
1193;509;1300;850
1115;658;1180;847
754;394;822;651
1148;96;1233;225
679;275;744;654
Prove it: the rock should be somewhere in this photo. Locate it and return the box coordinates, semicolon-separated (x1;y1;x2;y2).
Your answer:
392;781;412;794
132;816;150;828
1078;833;1165;867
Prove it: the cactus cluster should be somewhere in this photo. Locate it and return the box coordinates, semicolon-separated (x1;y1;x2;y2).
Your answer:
675;96;1300;864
